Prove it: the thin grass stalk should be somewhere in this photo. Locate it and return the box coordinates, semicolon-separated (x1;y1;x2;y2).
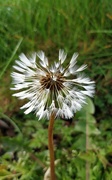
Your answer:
0;112;22;135
0;38;23;79
86;114;90;180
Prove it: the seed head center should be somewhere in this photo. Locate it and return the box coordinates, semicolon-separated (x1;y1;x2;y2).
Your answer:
40;72;65;91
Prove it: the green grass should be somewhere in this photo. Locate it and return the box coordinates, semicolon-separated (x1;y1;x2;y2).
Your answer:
0;0;112;179
0;0;112;60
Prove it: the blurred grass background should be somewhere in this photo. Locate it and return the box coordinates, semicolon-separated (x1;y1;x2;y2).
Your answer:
0;0;112;179
0;0;112;120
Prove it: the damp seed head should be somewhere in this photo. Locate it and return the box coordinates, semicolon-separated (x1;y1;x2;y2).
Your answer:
11;50;95;120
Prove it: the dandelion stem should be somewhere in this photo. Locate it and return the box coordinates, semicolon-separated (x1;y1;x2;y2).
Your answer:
48;112;56;180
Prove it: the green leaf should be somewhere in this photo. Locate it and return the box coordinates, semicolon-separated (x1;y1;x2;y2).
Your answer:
88;124;101;135
0;165;10;176
97;153;108;169
75;120;86;133
82;97;95;114
78;151;96;163
73;134;86;150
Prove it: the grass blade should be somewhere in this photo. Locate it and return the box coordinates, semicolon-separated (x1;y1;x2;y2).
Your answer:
0;38;23;79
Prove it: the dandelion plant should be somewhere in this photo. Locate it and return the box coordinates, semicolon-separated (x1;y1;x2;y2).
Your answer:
11;49;95;179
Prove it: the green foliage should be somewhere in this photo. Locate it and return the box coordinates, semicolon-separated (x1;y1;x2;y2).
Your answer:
1;98;112;179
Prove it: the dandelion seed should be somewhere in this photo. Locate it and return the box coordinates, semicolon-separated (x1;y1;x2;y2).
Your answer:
11;50;95;119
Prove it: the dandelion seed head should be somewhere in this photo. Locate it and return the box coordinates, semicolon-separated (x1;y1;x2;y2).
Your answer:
11;50;95;120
